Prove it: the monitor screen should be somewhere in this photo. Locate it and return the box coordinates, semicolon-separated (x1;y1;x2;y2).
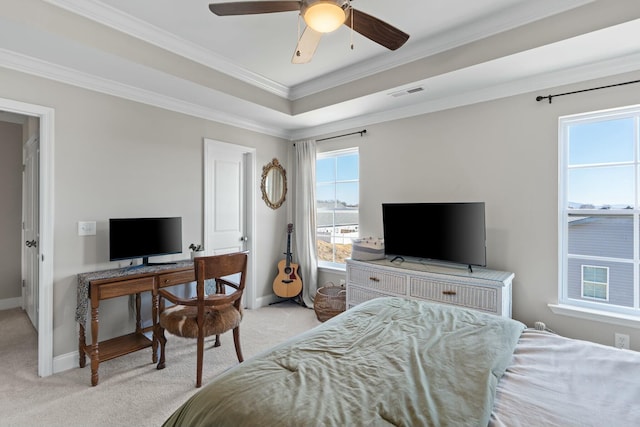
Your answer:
109;217;182;264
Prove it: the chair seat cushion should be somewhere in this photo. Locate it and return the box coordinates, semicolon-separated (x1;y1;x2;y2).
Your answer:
160;304;242;338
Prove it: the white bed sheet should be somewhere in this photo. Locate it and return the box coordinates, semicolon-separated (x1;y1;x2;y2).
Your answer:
489;329;640;427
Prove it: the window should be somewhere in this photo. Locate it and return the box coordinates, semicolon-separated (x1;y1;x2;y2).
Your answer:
559;105;640;316
581;265;608;301
316;148;359;267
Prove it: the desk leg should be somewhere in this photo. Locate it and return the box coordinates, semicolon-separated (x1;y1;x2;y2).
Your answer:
79;323;86;368
90;301;100;386
151;291;158;364
135;293;142;333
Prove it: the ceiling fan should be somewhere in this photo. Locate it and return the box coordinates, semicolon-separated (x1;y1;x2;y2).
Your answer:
208;0;410;64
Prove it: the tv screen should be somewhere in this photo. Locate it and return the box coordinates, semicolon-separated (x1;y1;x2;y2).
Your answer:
109;217;182;265
382;202;486;268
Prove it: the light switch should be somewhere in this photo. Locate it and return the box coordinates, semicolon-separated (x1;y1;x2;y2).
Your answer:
78;221;96;236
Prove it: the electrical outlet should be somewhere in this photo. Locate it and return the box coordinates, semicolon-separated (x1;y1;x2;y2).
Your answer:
615;333;630;349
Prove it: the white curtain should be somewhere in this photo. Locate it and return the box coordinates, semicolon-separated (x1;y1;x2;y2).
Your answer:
293;139;318;307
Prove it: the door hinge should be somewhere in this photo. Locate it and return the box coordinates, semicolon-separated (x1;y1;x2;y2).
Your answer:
22;279;26;288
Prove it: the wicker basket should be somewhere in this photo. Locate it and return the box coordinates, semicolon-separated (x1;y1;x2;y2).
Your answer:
314;284;346;322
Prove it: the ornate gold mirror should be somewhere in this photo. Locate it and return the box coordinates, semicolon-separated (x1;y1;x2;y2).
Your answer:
261;158;287;210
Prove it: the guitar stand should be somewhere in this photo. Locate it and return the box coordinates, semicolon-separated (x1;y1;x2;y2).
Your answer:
269;292;308;308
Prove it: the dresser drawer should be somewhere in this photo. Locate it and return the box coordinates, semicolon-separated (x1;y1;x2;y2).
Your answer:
95;277;155;300
347;264;407;296
347;285;391;308
410;277;497;313
158;270;195;288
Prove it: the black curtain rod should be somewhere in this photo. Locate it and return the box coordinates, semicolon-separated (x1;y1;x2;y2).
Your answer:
316;129;367;142
536;79;640;104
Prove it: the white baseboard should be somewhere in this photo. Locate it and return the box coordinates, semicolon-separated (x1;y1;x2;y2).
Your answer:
0;297;22;311
53;351;78;374
255;294;295;308
256;295;276;308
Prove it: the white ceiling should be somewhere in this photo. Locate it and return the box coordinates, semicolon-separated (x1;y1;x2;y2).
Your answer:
4;0;640;139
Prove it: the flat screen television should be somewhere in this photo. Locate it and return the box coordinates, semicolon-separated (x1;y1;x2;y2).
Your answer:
382;202;486;269
109;217;182;266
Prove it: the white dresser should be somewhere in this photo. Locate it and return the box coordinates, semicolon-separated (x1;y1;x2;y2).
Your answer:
346;258;514;317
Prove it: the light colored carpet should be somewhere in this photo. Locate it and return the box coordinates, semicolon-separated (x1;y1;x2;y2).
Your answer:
0;304;320;427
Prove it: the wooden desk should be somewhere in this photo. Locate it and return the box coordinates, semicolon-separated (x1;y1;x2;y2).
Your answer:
76;262;194;386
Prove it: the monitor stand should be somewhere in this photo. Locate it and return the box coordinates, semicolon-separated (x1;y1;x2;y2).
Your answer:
142;256;177;266
126;257;177;270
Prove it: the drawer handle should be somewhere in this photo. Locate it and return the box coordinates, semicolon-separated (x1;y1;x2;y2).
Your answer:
369;277;380;282
442;290;457;296
164;279;170;284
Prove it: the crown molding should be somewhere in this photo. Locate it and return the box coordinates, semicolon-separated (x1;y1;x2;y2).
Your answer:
0;48;290;139
3;45;638;142
42;0;291;99
289;51;640;140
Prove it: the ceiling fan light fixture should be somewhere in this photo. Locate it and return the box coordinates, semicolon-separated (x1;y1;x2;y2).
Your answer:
303;2;346;33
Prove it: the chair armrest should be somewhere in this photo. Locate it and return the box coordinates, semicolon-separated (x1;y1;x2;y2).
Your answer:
204;290;243;308
158;289;198;307
159;288;243;308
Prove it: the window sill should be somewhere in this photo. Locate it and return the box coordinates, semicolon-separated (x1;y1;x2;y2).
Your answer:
548;303;640;329
318;263;346;273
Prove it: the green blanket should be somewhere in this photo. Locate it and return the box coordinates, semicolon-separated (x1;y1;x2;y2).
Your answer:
163;297;525;427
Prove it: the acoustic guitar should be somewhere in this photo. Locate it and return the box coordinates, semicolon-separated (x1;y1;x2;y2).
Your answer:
273;223;303;298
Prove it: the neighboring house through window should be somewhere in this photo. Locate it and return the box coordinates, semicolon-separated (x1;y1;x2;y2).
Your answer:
559;105;640;317
316;148;359;268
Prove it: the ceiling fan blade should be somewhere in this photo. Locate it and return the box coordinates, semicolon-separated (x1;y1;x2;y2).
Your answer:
346;8;409;51
292;26;322;64
209;1;301;16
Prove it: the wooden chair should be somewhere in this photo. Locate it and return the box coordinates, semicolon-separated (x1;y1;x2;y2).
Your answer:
155;252;248;387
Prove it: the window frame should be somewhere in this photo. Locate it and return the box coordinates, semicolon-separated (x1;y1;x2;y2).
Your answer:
558;104;640;318
316;147;359;270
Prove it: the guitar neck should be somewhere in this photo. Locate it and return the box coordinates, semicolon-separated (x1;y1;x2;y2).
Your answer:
285;232;292;266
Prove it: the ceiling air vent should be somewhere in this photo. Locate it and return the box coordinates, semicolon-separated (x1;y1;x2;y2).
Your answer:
389;87;424;98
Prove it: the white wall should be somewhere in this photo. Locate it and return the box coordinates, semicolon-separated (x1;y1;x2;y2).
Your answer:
0;67;289;358
0;121;23;302
319;70;640;350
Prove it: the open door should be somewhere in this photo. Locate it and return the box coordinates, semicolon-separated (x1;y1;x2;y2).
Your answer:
22;134;39;329
204;139;256;309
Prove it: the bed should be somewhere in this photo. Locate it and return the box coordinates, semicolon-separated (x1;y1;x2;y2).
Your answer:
162;297;640;427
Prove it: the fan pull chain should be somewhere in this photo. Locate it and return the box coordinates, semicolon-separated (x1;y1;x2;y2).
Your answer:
350;5;354;50
296;14;301;57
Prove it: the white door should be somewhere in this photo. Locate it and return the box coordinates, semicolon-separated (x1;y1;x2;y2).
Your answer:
22;135;39;329
204;139;256;307
205;143;246;254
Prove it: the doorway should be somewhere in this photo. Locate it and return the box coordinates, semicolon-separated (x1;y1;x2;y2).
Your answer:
0;97;54;377
204;138;257;309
